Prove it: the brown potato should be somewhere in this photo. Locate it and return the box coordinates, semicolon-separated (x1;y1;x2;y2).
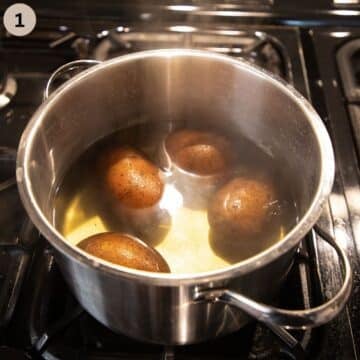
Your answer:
208;177;277;239
99;146;164;208
78;232;170;273
173;144;227;175
165;129;204;155
165;129;235;175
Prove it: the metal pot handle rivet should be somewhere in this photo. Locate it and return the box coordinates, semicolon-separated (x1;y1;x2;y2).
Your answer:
195;225;352;330
44;59;101;100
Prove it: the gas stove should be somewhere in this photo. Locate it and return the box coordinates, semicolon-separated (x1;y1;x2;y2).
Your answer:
0;4;360;360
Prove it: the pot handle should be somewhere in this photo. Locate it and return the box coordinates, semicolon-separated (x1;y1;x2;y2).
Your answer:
44;59;101;100
195;225;352;329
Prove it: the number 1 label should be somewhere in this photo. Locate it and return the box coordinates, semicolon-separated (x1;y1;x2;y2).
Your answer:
15;13;25;28
3;4;36;36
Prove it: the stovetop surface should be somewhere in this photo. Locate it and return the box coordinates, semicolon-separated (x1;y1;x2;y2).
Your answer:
0;9;360;360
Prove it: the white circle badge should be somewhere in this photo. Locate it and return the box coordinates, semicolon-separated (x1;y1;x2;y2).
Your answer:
3;3;37;37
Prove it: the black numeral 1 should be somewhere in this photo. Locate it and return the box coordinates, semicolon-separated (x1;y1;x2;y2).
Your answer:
15;13;25;28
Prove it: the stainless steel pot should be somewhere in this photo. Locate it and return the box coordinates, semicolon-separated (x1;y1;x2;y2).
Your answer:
16;49;351;345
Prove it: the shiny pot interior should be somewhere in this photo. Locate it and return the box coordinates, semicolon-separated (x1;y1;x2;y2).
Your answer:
17;49;334;279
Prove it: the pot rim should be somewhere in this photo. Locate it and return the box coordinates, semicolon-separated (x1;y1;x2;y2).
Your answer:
16;49;335;285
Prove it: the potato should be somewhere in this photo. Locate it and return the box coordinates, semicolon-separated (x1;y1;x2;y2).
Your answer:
173;144;228;175
78;232;170;272
208;177;277;239
165;129;235;175
165;129;204;155
99;146;164;208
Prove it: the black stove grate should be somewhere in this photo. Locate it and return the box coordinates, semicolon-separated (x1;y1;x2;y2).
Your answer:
91;27;292;83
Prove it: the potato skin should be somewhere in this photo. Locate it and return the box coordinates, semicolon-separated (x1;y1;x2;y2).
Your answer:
100;146;164;209
78;232;170;273
208;177;277;239
165;129;234;175
174;144;227;175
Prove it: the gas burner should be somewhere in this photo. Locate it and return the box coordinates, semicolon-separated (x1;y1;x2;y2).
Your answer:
92;28;291;82
0;74;17;110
